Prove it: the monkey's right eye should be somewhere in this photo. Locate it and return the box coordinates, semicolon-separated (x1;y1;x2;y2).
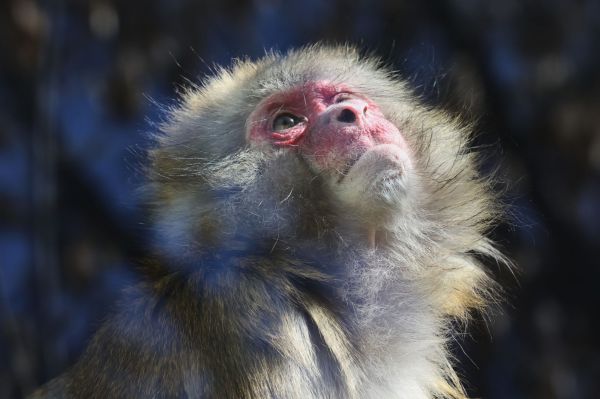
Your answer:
272;113;303;131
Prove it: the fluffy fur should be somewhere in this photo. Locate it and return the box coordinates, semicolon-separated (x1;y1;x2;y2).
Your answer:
31;45;507;399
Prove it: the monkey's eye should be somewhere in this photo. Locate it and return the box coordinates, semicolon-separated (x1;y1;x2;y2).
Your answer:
272;113;303;131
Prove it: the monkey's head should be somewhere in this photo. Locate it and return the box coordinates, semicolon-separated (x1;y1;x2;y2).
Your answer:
149;45;503;315
246;73;413;226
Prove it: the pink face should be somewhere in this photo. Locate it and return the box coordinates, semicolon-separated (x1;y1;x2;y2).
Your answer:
247;81;410;178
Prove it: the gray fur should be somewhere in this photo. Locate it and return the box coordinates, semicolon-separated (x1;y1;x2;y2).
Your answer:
30;45;507;399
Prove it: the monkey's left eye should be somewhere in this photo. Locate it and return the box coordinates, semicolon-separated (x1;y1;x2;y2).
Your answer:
272;113;303;131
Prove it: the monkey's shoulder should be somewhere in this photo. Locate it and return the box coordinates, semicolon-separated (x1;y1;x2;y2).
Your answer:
30;257;349;399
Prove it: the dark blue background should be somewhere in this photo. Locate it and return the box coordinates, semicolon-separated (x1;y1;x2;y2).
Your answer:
1;1;599;398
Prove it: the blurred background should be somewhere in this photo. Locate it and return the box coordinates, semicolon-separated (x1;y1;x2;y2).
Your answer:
1;0;599;398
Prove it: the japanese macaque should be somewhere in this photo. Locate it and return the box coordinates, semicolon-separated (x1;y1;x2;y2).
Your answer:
31;45;507;399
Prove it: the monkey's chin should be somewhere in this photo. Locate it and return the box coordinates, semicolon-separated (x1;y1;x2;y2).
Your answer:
333;144;412;220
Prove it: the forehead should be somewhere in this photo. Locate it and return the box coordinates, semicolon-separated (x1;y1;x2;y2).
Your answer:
252;55;358;93
259;80;350;105
245;52;397;107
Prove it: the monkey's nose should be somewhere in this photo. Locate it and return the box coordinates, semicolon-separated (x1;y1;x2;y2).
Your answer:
331;100;368;125
337;108;357;123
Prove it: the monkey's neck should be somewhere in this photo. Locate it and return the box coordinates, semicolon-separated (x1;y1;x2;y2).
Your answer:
365;226;395;250
367;227;376;249
332;213;396;251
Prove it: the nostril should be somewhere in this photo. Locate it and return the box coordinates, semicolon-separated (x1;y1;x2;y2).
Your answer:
337;108;357;124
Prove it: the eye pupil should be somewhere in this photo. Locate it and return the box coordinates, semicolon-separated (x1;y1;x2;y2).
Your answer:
281;116;294;127
273;113;302;131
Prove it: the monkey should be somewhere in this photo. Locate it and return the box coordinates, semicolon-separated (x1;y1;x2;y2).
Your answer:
30;45;508;399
